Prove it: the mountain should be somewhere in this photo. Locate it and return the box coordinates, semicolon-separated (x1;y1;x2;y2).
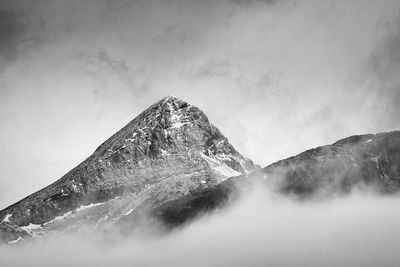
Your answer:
2;95;400;245
262;131;400;195
0;96;255;244
148;131;400;228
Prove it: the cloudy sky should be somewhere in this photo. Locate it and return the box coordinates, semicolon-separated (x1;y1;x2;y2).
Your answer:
1;0;400;208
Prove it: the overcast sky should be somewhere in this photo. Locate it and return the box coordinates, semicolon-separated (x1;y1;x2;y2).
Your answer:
1;0;400;208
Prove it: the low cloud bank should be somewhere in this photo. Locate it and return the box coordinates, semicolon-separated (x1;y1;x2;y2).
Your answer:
2;186;400;267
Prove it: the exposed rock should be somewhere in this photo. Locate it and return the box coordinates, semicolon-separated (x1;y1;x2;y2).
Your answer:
263;131;400;196
2;95;400;244
148;131;400;227
0;96;254;244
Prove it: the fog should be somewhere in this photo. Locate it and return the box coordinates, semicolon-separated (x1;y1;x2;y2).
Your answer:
2;185;400;267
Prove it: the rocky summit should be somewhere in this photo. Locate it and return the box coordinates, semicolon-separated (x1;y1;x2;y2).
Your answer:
0;96;255;244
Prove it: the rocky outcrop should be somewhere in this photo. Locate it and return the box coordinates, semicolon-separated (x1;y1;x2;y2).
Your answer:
0;96;255;244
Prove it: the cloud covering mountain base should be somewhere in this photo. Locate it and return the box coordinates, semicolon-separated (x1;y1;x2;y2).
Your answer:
2;186;400;267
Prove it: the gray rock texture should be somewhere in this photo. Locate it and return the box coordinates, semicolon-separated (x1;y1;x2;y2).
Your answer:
149;131;400;227
0;96;254;244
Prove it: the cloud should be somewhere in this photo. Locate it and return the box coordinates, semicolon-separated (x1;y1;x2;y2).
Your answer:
231;0;278;7
363;13;400;129
0;7;27;67
2;186;400;266
78;48;152;100
194;59;232;79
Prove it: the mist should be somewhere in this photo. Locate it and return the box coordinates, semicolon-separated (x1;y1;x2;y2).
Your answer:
2;184;400;267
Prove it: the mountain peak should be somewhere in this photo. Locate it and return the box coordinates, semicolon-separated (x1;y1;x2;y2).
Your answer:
0;95;255;237
152;95;190;111
123;96;202;133
160;95;185;104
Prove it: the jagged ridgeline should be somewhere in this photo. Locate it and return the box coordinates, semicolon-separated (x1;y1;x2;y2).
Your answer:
2;96;400;245
0;96;255;244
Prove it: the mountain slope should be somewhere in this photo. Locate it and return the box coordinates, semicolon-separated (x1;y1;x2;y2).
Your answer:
264;131;400;195
148;131;400;227
0;96;255;244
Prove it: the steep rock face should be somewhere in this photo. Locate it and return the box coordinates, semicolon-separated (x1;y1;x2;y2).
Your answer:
148;131;400;227
0;96;254;244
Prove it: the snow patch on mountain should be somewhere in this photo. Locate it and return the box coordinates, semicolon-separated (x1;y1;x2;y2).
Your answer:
124;208;133;216
167;101;187;129
1;214;12;223
160;149;170;156
7;236;23;245
213;166;241;180
171;122;185;129
21;223;42;233
201;153;241;180
43;202;107;227
76;202;106;212
44;211;74;226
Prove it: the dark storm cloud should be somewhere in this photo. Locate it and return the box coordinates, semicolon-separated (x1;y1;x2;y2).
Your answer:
0;8;27;66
